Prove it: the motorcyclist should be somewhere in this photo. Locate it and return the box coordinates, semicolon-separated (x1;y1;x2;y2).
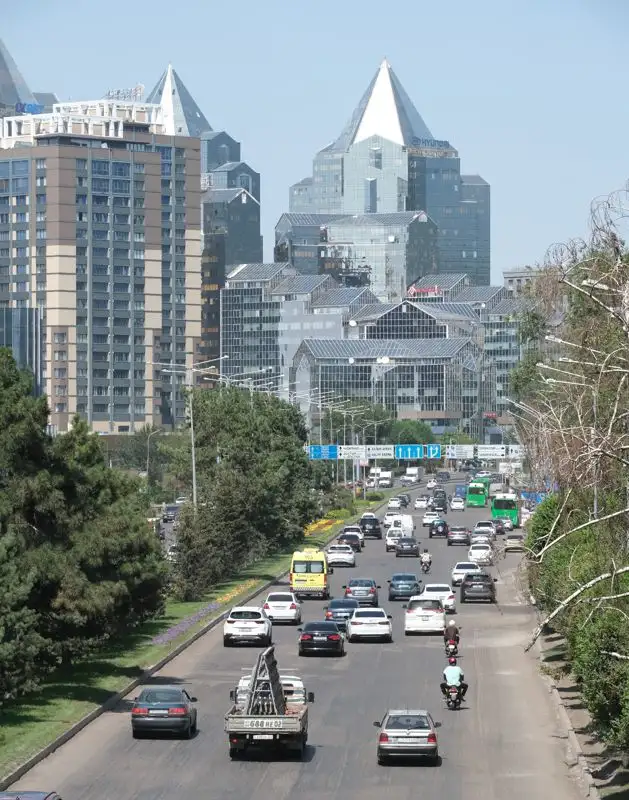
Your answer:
443;619;460;645
440;656;468;701
420;548;432;566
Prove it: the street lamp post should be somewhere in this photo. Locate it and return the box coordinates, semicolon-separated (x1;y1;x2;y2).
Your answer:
145;427;162;478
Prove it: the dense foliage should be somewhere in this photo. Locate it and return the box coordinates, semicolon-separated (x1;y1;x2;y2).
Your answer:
0;349;167;705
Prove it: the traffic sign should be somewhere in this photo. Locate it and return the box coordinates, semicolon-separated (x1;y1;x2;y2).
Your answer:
338;445;367;460
308;444;338;460
366;445;394;459
394;444;424;460
507;445;524;459
445;444;474;459
476;444;506;459
426;444;442;459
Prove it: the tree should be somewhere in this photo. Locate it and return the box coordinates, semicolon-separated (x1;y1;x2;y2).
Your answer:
388;419;434;445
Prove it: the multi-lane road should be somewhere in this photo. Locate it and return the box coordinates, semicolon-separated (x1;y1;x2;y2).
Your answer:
10;483;582;800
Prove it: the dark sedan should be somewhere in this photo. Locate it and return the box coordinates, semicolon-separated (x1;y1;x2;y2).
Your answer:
493;518;506;536
447;526;471;546
337;533;361;552
298;621;344;656
460;572;497;603
395;537;420;557
131;686;198;738
397;494;411;507
323;598;359;630
387;572;422;600
361;517;383;539
428;519;449;538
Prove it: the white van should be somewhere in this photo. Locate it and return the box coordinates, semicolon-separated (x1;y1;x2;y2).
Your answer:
389;514;414;537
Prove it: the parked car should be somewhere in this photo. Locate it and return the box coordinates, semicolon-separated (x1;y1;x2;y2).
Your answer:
387;572;422;601
374;709;439;765
131;685;198;738
460;571;497;603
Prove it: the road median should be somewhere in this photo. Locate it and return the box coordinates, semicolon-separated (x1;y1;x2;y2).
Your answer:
0;490;396;788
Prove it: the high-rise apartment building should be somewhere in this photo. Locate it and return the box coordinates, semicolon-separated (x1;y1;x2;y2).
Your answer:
0;98;202;433
289;59;490;285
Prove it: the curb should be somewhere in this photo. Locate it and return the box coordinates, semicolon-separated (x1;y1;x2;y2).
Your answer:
0;494;393;790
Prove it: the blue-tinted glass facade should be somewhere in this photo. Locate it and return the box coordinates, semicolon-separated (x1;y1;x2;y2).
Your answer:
0;307;43;392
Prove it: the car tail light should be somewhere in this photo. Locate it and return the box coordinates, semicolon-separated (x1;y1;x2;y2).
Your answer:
132;706;148;715
448;595;455;601
378;621;389;625
328;634;341;641
345;587;351;595
325;611;332;619
168;706;187;716
300;633;313;640
427;732;437;744
254;620;265;624
263;603;270;609
369;587;376;594
352;621;362;625
290;603;297;609
379;733;389;742
226;619;235;624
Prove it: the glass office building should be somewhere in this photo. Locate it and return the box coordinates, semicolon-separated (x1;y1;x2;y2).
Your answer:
0;306;43;392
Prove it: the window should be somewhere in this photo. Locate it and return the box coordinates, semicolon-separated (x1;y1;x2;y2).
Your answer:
112;162;130;177
54;403;67;413
53;367;66;378
114;214;129;225
133;180;144;192
92;178;109;193
36;211;46;222
76;159;87;170
92;160;110;175
238;173;251;192
12;178;28;191
14;229;26;240
53;332;66;344
36;229;47;240
54;385;67;396
54;350;67;361
93;212;109;224
12;160;29;176
112;180;130;194
133;163;145;174
13;195;27;206
35;176;46;187
35;159;47;170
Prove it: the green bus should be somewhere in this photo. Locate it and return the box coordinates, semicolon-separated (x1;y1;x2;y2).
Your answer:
466;481;488;508
491;493;520;527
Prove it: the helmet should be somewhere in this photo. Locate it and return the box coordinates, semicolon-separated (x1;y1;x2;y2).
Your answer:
423;548;428;553
448;656;457;666
448;619;456;627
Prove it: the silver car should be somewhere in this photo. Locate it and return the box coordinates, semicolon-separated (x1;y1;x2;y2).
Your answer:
374;709;439;765
342;578;380;606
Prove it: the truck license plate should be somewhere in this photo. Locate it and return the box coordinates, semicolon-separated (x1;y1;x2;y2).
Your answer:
253;734;274;740
243;719;283;729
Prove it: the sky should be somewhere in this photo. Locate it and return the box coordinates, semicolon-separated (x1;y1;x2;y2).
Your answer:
3;0;628;282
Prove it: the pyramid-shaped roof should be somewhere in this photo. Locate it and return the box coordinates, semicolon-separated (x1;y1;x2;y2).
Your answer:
0;39;37;108
332;59;433;151
146;64;212;138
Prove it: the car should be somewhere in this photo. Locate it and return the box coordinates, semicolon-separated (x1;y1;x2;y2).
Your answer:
474;520;497;538
131;685;198;738
451;561;484;586
343;578;381;605
470;531;493;546
419;583;457;612
395;537;420;557
337;532;361;553
504;532;526;552
398;493;412;507
447;526;470;546
361;517;383;538
422;510;439;527
166;544;179;562
414;495;429;510
492;518;506;536
495;515;514;532
382;511;399;528
385;527;405;552
323;598;360;630
174;496;187;505
450;496;465;511
399;474;417;486
428;518;449;538
468;543;494;566
426;478;437;490
223;606;272;646
387;572;422;601
374;708;439;765
0;794;64;800
262;592;302;624
460;571;497;603
326;543;356;567
343;524;365;547
388;497;402;510
403;596;445;634
437;470;451;482
298;620;345;656
346;607;393;642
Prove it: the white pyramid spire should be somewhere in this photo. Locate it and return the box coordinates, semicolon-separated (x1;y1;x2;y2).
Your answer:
146;64;212;138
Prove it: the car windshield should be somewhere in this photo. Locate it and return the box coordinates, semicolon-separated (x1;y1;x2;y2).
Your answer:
455;563;478;570
425;585;451;593
267;594;294;602
470;544;490;550
386;714;430;730
398;538;417;544
466;575;491;582
329;599;358;609
468;486;485;495
350;579;375;587
303;621;338;631
230;610;262;620
477;522;493;527
409;599;442;610
392;574;417;582
450;527;467;533
329;545;351;551
354;610;385;618
139;689;184;704
292;561;324;574
507;534;524;540
344;526;361;533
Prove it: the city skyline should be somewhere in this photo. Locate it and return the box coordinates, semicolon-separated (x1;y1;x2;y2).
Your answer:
3;0;626;282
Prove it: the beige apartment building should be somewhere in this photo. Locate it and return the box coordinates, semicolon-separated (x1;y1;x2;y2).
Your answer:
0;100;202;433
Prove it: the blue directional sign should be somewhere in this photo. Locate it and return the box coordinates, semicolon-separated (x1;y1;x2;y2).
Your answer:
394;444;424;460
309;444;338;460
426;444;442;460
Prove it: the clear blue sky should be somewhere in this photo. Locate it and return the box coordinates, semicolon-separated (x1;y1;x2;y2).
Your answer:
4;0;628;281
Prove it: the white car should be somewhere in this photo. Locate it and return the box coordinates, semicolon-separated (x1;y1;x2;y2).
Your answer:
388;497;402;510
420;583;457;612
326;543;356;567
346;607;393;642
414;496;429;510
451;561;485;586
174;496;187;505
426;479;437;490
166;544;179;562
422;510;439;528
262;592;302;624
450;496;465;511
474;521;496;537
468;543;494;566
383;512;398;528
403;595;446;634
223;606;272;647
385;527;405;552
470;531;492;546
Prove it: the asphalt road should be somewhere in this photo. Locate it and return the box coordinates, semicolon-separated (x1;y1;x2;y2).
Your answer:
10;482;582;800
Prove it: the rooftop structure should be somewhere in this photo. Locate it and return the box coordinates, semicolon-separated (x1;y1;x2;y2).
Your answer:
146;64;212;138
0;39;57;118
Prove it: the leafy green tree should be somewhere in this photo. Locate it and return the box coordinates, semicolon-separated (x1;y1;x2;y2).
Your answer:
388;419;434;445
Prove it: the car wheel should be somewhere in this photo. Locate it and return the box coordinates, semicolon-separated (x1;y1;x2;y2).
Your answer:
223;636;231;647
447;541;451;546
298;648;305;656
430;751;440;766
386;634;393;643
377;754;388;766
184;721;194;739
348;635;355;643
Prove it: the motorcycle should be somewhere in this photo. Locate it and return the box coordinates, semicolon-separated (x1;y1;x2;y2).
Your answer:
421;560;431;574
446;685;462;710
445;639;458;657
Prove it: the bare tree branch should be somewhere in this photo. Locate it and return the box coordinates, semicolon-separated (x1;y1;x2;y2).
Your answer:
601;650;629;661
535;506;629;561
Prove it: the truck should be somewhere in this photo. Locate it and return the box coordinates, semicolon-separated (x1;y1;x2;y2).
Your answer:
224;646;314;759
400;466;420;485
377;470;393;488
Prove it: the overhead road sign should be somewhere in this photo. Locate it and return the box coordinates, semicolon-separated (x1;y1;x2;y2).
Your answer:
476;444;506;459
308;445;338;460
445;444;474;459
507;445;524;459
338;445;367;460
366;445;394;459
395;444;424;460
426;444;442;459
